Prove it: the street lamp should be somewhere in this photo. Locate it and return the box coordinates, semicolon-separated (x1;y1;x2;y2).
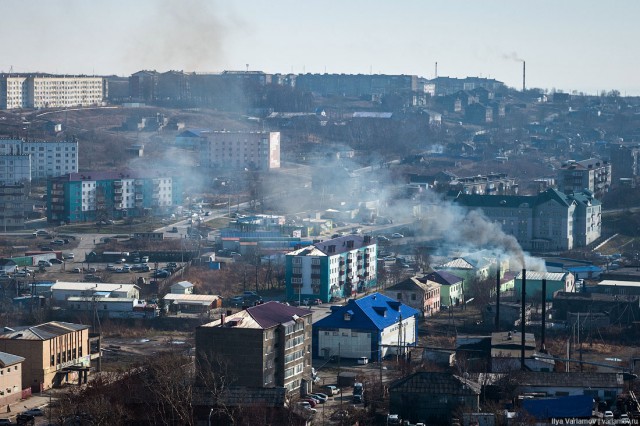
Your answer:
208;408;214;426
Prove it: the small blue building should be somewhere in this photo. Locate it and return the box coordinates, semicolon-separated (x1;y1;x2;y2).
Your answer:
312;293;420;361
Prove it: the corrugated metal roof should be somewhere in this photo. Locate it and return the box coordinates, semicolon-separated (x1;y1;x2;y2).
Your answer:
163;294;220;302
389;372;481;395
515;271;569;281
0;321;88;341
52;282;138;292
314;293;420;332
598;280;640;288
424;270;464;286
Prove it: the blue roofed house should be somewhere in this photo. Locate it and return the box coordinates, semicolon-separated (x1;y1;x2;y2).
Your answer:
312;293;420;361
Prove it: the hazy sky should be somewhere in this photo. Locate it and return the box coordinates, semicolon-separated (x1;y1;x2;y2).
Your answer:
2;0;639;95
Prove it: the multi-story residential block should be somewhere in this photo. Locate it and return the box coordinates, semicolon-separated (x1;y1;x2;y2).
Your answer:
199;131;280;171
47;171;182;223
558;158;611;197
0;184;29;229
384;276;441;317
453;188;601;252
609;143;640;185
0;322;90;391
312;292;420;361
195;302;312;393
0;74;103;109
295;73;420;98
0;138;78;181
285;235;377;303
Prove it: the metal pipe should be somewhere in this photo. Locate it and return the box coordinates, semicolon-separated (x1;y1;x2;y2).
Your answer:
495;262;501;332
541;278;547;352
521;268;526;370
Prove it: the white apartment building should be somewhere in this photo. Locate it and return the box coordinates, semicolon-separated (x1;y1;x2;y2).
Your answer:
199;131;280;171
0;74;104;109
0;138;78;180
0;76;28;109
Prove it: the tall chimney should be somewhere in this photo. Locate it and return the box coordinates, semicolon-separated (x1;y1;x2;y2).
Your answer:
435;62;438;78
541;278;547;353
522;61;526;92
521;268;526;370
495;262;501;332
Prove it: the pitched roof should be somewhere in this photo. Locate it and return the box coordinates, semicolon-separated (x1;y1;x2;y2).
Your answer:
0;321;89;341
314;293;420;332
389;372;481;395
200;301;311;330
288;235;375;257
515;271;570;281
423;270;463;286
386;277;440;293
515;372;623;389
0;351;24;367
171;281;194;289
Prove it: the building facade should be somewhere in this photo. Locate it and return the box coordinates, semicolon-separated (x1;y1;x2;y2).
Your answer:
558;158;611;197
454;188;601;252
285;235;377;303
199;131;280;171
0;74;104;109
384;277;441;317
0;184;29;229
312;293;420;361
196;302;313;393
0;138;78;181
47;171;182;223
0;322;90;391
0;351;24;406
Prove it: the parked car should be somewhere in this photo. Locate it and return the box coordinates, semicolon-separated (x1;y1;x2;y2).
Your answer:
391;233;404;239
14;270;30;277
32;230;49;237
153;270;170;278
357;357;368;365
310;393;328;403
22;408;44;416
604;411;614;419
301;398;317;408
51;239;65;246
38;260;52;267
141;256;149;263
229;296;244;305
0;418;13;425
106;264;115;271
16;413;35;425
71;267;82;273
323;385;341;396
62;253;74;260
49;258;63;264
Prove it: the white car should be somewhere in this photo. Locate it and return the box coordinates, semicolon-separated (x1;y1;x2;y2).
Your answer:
391;233;404;239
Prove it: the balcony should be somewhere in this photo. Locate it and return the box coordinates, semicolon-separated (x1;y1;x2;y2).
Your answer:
113;180;123;187
135;194;143;200
114;188;123;194
114;196;123;202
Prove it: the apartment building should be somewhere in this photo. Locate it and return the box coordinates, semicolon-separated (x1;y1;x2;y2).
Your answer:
199;131;280;171
0;138;78;181
454;188;601;252
195;302;313;393
0;74;104;109
558;158;611;197
0;322;90;391
285;235;377;304
47;171;182;223
0;184;29;229
0;352;24;406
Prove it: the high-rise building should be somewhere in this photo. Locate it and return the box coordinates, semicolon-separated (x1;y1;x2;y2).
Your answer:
0;138;78;181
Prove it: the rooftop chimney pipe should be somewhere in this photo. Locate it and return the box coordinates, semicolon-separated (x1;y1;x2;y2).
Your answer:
522;61;526;92
521;268;526;370
541;278;547;353
495;262;501;332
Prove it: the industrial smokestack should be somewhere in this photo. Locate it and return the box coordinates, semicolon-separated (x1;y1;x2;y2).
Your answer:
435;61;438;78
522;61;526;92
495;262;501;332
521;268;526;370
541;278;547;353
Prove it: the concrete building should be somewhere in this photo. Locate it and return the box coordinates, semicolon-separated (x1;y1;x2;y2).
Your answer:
558;158;611;197
0;184;29;229
285;235;377;303
47;171;182;223
0;322;90;391
0;138;78;181
295;73;420;98
199;131;280;171
170;281;194;294
421;270;465;307
163;294;221;314
312;293;420;361
196;302;313;393
0;351;24;406
384;276;441;317
0;74;104;109
453;188;601;252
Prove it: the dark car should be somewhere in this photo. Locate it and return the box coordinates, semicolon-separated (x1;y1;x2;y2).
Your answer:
16;413;34;425
153;270;170;278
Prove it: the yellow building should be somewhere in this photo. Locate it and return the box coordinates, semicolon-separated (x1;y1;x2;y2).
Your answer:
0;352;24;406
0;322;90;391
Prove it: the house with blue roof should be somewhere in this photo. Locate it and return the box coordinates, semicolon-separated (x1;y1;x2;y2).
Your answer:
312;293;420;361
